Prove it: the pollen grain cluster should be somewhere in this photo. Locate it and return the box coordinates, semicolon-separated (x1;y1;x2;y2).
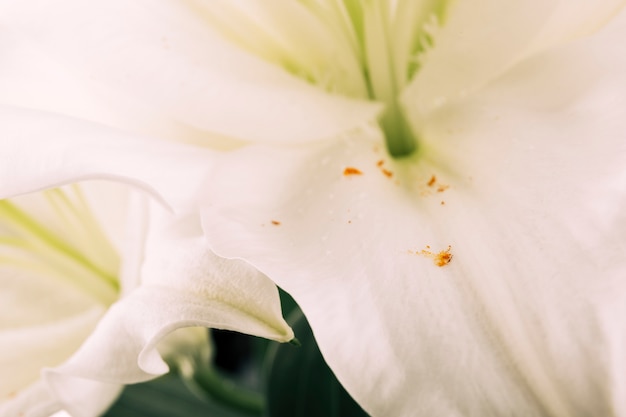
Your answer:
412;245;453;267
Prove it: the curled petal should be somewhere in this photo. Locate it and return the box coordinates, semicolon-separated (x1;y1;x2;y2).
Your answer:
44;277;292;411
42;200;291;415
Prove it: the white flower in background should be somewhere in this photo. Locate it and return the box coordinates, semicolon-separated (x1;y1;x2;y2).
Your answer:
2;1;626;416
0;114;293;417
1;184;127;417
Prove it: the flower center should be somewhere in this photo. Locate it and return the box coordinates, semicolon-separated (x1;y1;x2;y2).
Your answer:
0;185;120;306
198;0;450;157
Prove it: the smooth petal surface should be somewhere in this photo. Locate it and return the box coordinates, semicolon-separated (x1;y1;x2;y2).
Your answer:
200;17;626;417
0;0;381;145
404;0;625;117
0;106;214;212
0;298;103;399
1;380;72;417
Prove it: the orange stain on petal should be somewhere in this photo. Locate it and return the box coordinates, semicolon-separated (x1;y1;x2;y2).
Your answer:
343;167;363;176
422;174;450;196
416;245;453;267
271;220;281;226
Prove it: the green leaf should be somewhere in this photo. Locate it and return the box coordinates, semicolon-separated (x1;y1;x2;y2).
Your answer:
104;374;253;417
264;309;370;417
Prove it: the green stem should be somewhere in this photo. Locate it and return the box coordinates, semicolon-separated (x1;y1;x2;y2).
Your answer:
191;365;265;415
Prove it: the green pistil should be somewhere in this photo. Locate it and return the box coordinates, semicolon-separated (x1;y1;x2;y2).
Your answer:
379;99;418;157
359;0;422;158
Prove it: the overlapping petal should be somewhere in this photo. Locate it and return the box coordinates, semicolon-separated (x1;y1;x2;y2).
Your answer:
200;13;626;416
0;0;381;145
41;199;292;417
403;0;626;117
0;106;214;211
0;107;293;416
2;1;625;417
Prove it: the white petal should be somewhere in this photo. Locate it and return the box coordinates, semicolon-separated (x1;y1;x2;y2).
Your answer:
138;200;293;343
43;200;292;413
404;0;625;117
200;23;626;416
0;251;120;417
0;106;214;212
0;303;103;399
1;380;62;417
0;308;120;417
0;0;380;145
41;378;121;417
44;279;292;391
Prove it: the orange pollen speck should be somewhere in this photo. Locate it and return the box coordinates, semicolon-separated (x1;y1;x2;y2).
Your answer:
435;247;453;267
376;160;384;167
437;185;449;193
416;245;453;267
427;175;436;187
343;167;363;176
440;201;445;205
381;169;393;178
271;220;281;225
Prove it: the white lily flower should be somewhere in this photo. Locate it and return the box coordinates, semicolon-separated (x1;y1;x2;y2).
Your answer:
2;1;626;416
0;109;293;417
199;4;626;416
